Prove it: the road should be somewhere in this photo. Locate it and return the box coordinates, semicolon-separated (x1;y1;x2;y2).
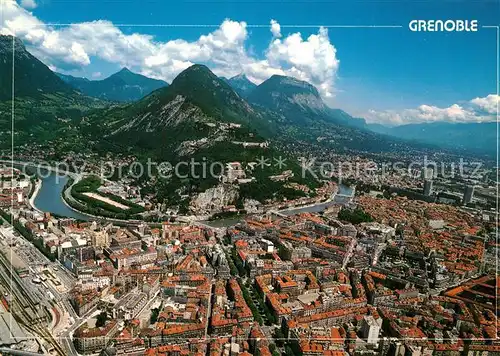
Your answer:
205;282;213;341
58;303;100;356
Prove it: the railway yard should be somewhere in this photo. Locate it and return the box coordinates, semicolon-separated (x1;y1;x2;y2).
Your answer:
0;222;77;355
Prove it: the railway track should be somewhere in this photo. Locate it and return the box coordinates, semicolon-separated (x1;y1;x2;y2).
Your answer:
0;253;39;310
0;254;66;355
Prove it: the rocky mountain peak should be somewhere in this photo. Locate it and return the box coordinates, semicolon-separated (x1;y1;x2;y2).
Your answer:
0;35;31;59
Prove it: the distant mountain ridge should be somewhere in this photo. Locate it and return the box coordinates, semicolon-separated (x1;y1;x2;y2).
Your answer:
367;121;496;155
221;73;257;98
248;74;367;129
57;68;168;102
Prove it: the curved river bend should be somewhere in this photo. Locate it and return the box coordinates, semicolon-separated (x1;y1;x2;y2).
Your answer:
32;170;354;222
33;171;90;221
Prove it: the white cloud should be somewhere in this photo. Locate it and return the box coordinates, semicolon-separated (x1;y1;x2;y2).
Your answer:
19;0;37;9
68;42;90;66
470;94;498;114
91;71;101;78
0;2;340;97
265;26;339;97
243;60;286;83
270;19;281;38
365;95;499;126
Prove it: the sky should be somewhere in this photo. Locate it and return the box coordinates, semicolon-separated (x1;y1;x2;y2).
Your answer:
1;0;499;126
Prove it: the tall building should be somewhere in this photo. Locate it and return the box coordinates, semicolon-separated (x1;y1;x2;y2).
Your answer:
463;185;475;205
361;315;382;345
421;167;434;180
423;180;433;196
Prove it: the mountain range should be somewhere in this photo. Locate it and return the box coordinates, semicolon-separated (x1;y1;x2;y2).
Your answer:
57;68;168;102
1;34;492;156
1;34;495;212
0;34;495;164
219;73;497;155
367;121;496;156
87;64;261;156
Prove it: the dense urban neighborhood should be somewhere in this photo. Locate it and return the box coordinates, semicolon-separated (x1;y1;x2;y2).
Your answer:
0;1;498;355
0;153;497;355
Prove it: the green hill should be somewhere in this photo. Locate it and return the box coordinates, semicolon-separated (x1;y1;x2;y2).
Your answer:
0;35;109;147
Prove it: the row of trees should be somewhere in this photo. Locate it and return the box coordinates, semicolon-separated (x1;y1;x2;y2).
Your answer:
237;279;264;325
230;248;246;277
252;284;277;325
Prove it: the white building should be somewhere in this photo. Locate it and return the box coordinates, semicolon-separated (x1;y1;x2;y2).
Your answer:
361;315;382;345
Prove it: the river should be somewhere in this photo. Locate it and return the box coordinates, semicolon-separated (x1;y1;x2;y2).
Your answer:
279;184;355;216
31;167;354;224
33;171;90;221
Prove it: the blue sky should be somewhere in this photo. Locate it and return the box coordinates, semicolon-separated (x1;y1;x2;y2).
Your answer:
3;0;499;125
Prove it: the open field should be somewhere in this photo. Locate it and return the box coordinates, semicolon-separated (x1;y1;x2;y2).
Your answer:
82;192;130;210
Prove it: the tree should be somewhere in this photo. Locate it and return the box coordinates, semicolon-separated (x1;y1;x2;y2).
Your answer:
150;307;160;324
95;311;108;327
269;343;277;353
338;208;373;224
274;329;285;347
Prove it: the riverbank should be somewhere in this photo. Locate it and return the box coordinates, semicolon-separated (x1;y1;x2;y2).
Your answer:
3;159;90;219
60;187;93;221
278;184;355;215
9;159;355;227
32;171;90;221
28;179;43;213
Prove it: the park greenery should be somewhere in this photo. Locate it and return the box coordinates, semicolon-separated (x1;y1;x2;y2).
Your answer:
338;207;373;224
69;175;145;220
95;311;108;328
150;304;162;324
